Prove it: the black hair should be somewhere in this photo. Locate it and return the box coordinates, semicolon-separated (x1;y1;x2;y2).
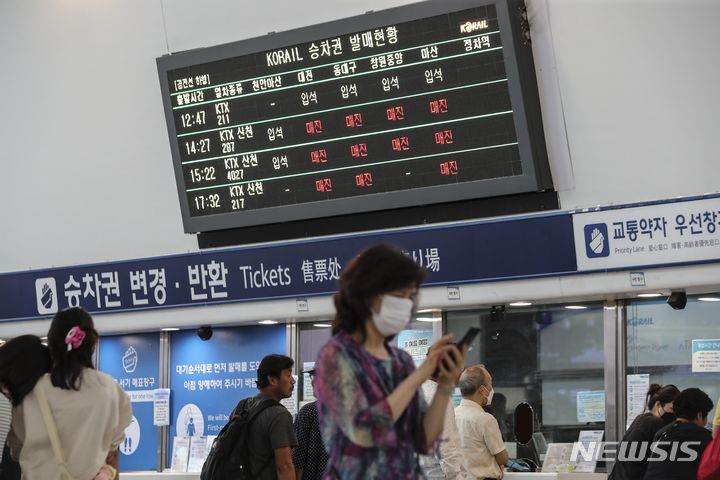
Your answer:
493;392;508;409
332;244;425;342
673;387;714;421
646;383;679;410
47;307;98;390
0;335;51;406
256;354;294;389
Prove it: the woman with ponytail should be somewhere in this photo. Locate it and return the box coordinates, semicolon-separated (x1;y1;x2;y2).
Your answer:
609;383;680;480
8;307;132;480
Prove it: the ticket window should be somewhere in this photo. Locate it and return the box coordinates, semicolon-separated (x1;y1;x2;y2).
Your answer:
626;295;720;428
446;303;606;445
297;315;441;403
298;322;333;404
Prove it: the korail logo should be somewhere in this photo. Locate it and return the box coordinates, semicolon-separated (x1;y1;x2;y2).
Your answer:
460;19;489;33
584;223;610;258
35;278;58;315
123;346;138;373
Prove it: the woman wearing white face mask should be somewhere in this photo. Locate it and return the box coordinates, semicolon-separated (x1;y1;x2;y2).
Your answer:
314;244;466;480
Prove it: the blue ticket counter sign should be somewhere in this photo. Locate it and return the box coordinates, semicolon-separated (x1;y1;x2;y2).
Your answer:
0;212;577;322
98;333;160;471
169;325;286;442
573;197;720;271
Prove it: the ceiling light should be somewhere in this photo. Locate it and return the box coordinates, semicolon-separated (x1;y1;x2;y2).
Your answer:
565;305;587;310
416;308;441;314
509;301;532;307
637;293;662;298
258;320;278;325
698;297;720;302
313;323;332;328
161;327;180;331
416;317;441;322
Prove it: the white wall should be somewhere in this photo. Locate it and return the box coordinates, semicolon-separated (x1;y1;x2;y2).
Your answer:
1;0;719;272
541;0;720;208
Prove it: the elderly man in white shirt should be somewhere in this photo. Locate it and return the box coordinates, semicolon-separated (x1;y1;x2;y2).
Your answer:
455;365;508;480
420;373;474;480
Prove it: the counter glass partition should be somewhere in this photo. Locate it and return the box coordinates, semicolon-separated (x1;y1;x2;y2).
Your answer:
626;295;720;430
445;303;606;449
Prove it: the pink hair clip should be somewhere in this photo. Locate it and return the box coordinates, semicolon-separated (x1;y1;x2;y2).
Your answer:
65;326;86;351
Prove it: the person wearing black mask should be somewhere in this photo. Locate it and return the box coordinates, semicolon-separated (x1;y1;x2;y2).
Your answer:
643;387;713;480
609;384;679;480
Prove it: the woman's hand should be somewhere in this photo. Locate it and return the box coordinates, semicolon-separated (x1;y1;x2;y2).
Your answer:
420;335;467;449
420;334;466;386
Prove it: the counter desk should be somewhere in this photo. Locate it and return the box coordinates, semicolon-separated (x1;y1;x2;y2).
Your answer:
122;472;608;480
505;474;607;480
123;474;197;480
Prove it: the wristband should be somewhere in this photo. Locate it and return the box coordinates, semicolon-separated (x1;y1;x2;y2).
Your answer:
103;464;118;480
436;384;454;396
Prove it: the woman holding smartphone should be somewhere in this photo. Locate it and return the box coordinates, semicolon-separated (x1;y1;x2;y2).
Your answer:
315;244;466;479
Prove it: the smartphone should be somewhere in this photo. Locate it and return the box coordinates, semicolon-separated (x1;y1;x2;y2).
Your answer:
433;327;480;377
455;326;480;351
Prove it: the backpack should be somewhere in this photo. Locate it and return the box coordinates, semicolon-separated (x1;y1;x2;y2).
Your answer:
200;396;279;480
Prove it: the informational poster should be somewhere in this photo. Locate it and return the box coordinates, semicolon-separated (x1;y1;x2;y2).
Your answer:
302;361;316;402
98;333;160;471
206;435;217;452
169;325;286;445
575;430;604;473
397;329;433;366
280;375;299;417
626;373;650;428
187;436;209;472
153;388;171;426
576;390;605;423
170;436;190;472
542;443;575;473
692;339;720;372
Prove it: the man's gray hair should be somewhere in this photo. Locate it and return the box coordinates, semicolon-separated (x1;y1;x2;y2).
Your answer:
459;364;487;397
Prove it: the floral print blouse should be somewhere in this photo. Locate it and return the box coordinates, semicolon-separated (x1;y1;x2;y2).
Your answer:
315;330;429;479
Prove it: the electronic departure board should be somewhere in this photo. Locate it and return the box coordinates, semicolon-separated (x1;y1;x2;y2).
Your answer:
157;0;551;233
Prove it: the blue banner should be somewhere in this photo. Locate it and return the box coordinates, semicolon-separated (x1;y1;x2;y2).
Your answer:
169;325;287;445
98;333;160;471
0;214;576;321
